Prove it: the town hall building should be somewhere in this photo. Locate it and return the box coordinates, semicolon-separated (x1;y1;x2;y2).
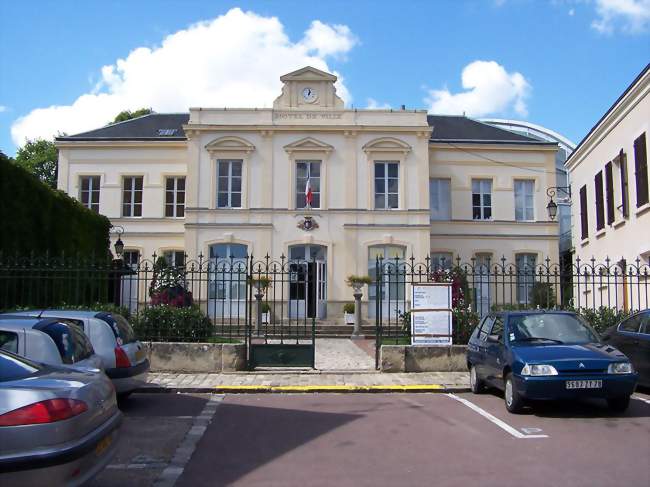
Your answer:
56;66;559;318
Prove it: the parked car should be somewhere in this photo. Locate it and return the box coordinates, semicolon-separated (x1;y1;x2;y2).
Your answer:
0;349;122;486
601;309;650;387
4;310;149;398
466;311;638;413
0;317;104;371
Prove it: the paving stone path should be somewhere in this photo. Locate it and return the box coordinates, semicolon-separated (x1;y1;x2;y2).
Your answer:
315;338;375;371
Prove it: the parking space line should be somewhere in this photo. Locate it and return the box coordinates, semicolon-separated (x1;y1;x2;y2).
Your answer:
446;393;548;439
632;395;650;405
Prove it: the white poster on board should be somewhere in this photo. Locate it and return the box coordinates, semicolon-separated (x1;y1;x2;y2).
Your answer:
411;284;451;310
411;310;452;345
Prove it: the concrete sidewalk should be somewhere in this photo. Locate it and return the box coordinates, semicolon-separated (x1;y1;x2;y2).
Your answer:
140;371;470;393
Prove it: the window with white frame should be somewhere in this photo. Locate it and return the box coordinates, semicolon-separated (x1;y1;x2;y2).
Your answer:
165;177;185;217
516;253;537;304
79;176;100;212
209;243;248;300
375;162;399;209
472;179;492;220
122;176;143;217
163;250;185;268
296;160;321;209
430;178;451;220
217;160;242;208
514;180;534;221
430;252;453;270
122;250;140;270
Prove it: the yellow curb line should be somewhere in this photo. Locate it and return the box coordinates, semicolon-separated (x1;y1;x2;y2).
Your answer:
213;384;445;393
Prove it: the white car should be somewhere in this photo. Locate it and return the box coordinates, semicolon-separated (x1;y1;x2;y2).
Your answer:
5;310;149;398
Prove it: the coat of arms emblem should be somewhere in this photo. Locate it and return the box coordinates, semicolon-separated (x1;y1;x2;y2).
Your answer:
297;216;318;231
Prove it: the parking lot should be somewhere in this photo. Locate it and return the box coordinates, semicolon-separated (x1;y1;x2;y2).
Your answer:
89;389;650;487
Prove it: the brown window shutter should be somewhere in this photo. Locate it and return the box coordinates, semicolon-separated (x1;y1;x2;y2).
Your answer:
605;161;614;225
580;185;588;240
634;133;648;207
619;149;629;218
595;171;604;230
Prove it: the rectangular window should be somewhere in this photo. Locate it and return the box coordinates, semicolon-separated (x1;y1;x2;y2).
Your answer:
579;184;588;240
165;176;185;217
430;252;453;270
514;180;534;221
217;160;242;208
595;171;604;231
430;178;451;220
605;162;615;225
374;162;399;209
122;176;143;217
516;253;537;304
163;250;185;268
295;160;321;209
79;176;100;212
122;250;140;269
472;179;492;220
634;132;648;207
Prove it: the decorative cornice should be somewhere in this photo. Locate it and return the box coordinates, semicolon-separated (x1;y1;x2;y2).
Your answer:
362;137;411;155
205;135;255;154
283;136;334;154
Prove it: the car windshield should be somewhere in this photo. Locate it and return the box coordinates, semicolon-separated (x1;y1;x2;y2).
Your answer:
509;314;599;345
0;351;42;382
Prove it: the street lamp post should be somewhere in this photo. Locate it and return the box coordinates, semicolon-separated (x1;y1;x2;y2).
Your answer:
546;186;572;221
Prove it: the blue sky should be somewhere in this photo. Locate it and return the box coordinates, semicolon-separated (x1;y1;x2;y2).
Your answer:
1;0;648;155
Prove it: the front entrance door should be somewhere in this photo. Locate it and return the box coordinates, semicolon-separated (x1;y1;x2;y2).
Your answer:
288;245;327;319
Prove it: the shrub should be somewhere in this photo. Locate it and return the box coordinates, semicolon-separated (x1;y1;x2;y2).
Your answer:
574;306;631;334
428;267;472;309
530;281;557;309
346;275;373;287
149;257;193;307
261;302;272;313
132;305;212;342
343;302;355;314
453;308;480;344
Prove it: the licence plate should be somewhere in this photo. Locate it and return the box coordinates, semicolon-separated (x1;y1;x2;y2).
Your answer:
566;380;602;389
95;435;112;456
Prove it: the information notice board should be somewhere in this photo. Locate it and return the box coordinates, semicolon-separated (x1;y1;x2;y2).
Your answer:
410;283;452;346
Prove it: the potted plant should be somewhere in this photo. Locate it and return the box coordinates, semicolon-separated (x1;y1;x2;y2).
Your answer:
261;302;271;324
343;302;355;325
248;275;272;292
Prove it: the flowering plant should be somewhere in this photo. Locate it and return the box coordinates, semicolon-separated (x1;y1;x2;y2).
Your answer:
149;256;193;307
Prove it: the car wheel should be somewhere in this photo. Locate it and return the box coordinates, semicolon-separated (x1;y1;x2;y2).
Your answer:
469;365;484;394
607;396;630;413
504;373;525;414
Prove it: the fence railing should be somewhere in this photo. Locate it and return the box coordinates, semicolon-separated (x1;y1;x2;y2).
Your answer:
1;252;648;343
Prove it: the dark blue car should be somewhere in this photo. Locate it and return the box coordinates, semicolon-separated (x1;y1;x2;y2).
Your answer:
466;311;638;413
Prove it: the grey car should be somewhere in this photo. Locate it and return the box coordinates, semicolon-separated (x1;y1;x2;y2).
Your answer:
5;310;149;397
0;317;104;371
0;350;122;486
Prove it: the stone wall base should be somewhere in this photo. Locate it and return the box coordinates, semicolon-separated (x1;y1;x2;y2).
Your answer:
144;342;246;373
380;345;468;373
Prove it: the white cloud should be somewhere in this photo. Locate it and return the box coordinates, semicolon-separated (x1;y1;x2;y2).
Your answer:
0;105;6;113
591;0;650;33
10;8;357;145
425;60;531;118
569;7;576;15
366;98;391;109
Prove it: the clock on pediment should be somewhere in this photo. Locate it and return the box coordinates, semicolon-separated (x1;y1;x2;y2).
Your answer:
273;66;344;110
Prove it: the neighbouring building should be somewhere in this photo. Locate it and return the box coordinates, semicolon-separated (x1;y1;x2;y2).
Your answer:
56;66;559;318
565;63;649;309
482;119;576;261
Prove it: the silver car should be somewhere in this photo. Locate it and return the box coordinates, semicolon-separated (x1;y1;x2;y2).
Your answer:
0;349;122;486
0;317;104;371
6;310;149;397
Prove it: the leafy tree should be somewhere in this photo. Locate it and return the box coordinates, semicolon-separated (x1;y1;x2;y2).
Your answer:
0;150;14;163
111;108;153;124
14;139;58;188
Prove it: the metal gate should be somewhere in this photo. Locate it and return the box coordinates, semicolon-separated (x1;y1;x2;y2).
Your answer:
246;255;316;368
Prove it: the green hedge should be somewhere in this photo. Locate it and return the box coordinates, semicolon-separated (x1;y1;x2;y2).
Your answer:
0;159;111;256
131;305;213;342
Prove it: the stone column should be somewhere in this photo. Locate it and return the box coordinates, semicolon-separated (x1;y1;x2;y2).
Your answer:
351;283;364;339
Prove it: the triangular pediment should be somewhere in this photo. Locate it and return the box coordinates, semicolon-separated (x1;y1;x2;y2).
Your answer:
362;137;411;154
205;136;255;153
280;66;337;82
284;137;334;154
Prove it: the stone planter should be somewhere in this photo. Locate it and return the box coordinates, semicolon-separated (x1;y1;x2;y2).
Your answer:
344;312;355;325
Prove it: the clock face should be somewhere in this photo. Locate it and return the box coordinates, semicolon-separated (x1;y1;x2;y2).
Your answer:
302;87;318;103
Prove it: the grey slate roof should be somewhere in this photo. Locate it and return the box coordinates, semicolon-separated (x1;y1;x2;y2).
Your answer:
56;113;189;141
56;111;549;145
427;115;550;144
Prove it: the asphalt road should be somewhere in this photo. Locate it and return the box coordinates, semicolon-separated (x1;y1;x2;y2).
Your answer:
91;389;650;487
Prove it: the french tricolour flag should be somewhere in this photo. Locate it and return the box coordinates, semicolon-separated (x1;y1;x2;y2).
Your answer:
305;177;313;208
